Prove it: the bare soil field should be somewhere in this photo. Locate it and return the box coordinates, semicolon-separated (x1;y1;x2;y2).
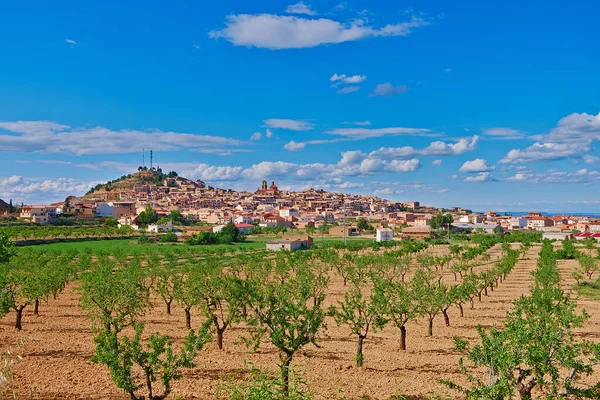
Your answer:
2;244;599;399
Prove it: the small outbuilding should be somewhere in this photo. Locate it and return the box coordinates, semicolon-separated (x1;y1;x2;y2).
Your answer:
266;238;311;252
376;228;393;242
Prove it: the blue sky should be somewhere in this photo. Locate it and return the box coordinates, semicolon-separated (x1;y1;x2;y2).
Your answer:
1;0;600;212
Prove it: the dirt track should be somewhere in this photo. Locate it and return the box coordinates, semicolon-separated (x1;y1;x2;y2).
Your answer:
2;244;600;399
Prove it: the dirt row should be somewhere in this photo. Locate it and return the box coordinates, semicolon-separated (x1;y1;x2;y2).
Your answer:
1;244;599;399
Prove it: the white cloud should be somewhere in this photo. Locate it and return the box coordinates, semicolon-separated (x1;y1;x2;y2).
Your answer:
432;159;442;166
283;140;306;151
386;159;421;172
336;86;360;94
326;126;433;139
339;150;367;167
344;120;371;126
180;164;243;181
500;112;600;164
503;168;600;185
459;158;495;173
370;82;409;97
285;2;316;16
250;132;262;140
330;73;367;84
370;136;479;159
263;118;314;131
65;39;77;45
499;141;590;164
584;155;599;164
464;172;492;182
209;14;429;50
265;129;274;138
0;120;245;155
444;68;452;73
0;175;102;204
482;127;525;140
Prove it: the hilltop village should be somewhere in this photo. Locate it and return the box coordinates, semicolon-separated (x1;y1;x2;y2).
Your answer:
5;170;600;241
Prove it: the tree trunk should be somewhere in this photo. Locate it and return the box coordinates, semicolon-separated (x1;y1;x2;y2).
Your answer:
484;287;488;296
281;353;293;396
356;335;365;366
399;325;407;351
15;307;24;330
470;298;474;309
166;300;172;315
442;309;450;326
185;308;191;329
217;327;225;350
478;292;482;302
459;303;464;317
34;298;39;316
427;318;433;336
145;368;154;400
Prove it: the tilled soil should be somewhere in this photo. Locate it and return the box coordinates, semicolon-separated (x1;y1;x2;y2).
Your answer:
2;244;599;399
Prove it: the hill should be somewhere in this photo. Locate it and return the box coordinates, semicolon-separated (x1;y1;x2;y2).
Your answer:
0;199;9;213
84;168;204;198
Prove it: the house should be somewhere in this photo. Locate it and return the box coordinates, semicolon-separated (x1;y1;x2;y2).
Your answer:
329;225;358;237
414;218;430;227
279;208;299;218
234;223;254;235
574;232;600;242
147;220;173;233
20;205;57;223
376;228;393;242
266;238;311;252
401;227;431;240
527;217;554;230
508;216;527;229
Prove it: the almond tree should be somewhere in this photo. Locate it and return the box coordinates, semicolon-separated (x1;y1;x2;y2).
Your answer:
330;275;386;366
412;268;445;336
373;278;417;350
244;270;326;395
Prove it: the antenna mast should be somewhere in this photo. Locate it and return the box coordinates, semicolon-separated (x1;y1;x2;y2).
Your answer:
150;150;153;170
142;148;145;168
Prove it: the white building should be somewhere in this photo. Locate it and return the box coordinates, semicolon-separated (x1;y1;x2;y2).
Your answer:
266;238;310;252
376;228;394;242
147;220;173;233
508;216;528;229
279;208;299;218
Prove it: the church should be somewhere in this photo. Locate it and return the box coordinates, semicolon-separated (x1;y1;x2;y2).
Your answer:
255;180;279;195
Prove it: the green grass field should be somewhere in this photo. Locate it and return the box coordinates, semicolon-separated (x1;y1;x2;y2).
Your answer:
27;235;374;253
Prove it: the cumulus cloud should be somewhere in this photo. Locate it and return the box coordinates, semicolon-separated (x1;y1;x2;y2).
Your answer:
459;158;495;173
250;132;262;140
432;159;442;166
370;136;479;159
482;127;525;140
180;164;244;181
503;168;600;184
336;86;360;94
499;142;590;164
265;129;274;138
283;140;306;151
500;112;600;164
330;73;367;84
370;82;410;97
285;1;316;15
0;175;102;204
209;14;429;50
0;120;245;155
263;118;314;131
464;172;493;182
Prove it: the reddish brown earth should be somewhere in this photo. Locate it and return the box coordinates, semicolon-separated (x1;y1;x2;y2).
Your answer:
1;244;599;399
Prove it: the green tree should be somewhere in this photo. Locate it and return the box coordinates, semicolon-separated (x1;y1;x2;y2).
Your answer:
356;218;370;233
245;271;326;395
374;278;417;350
330;278;386;367
430;213;454;230
169;210;183;224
